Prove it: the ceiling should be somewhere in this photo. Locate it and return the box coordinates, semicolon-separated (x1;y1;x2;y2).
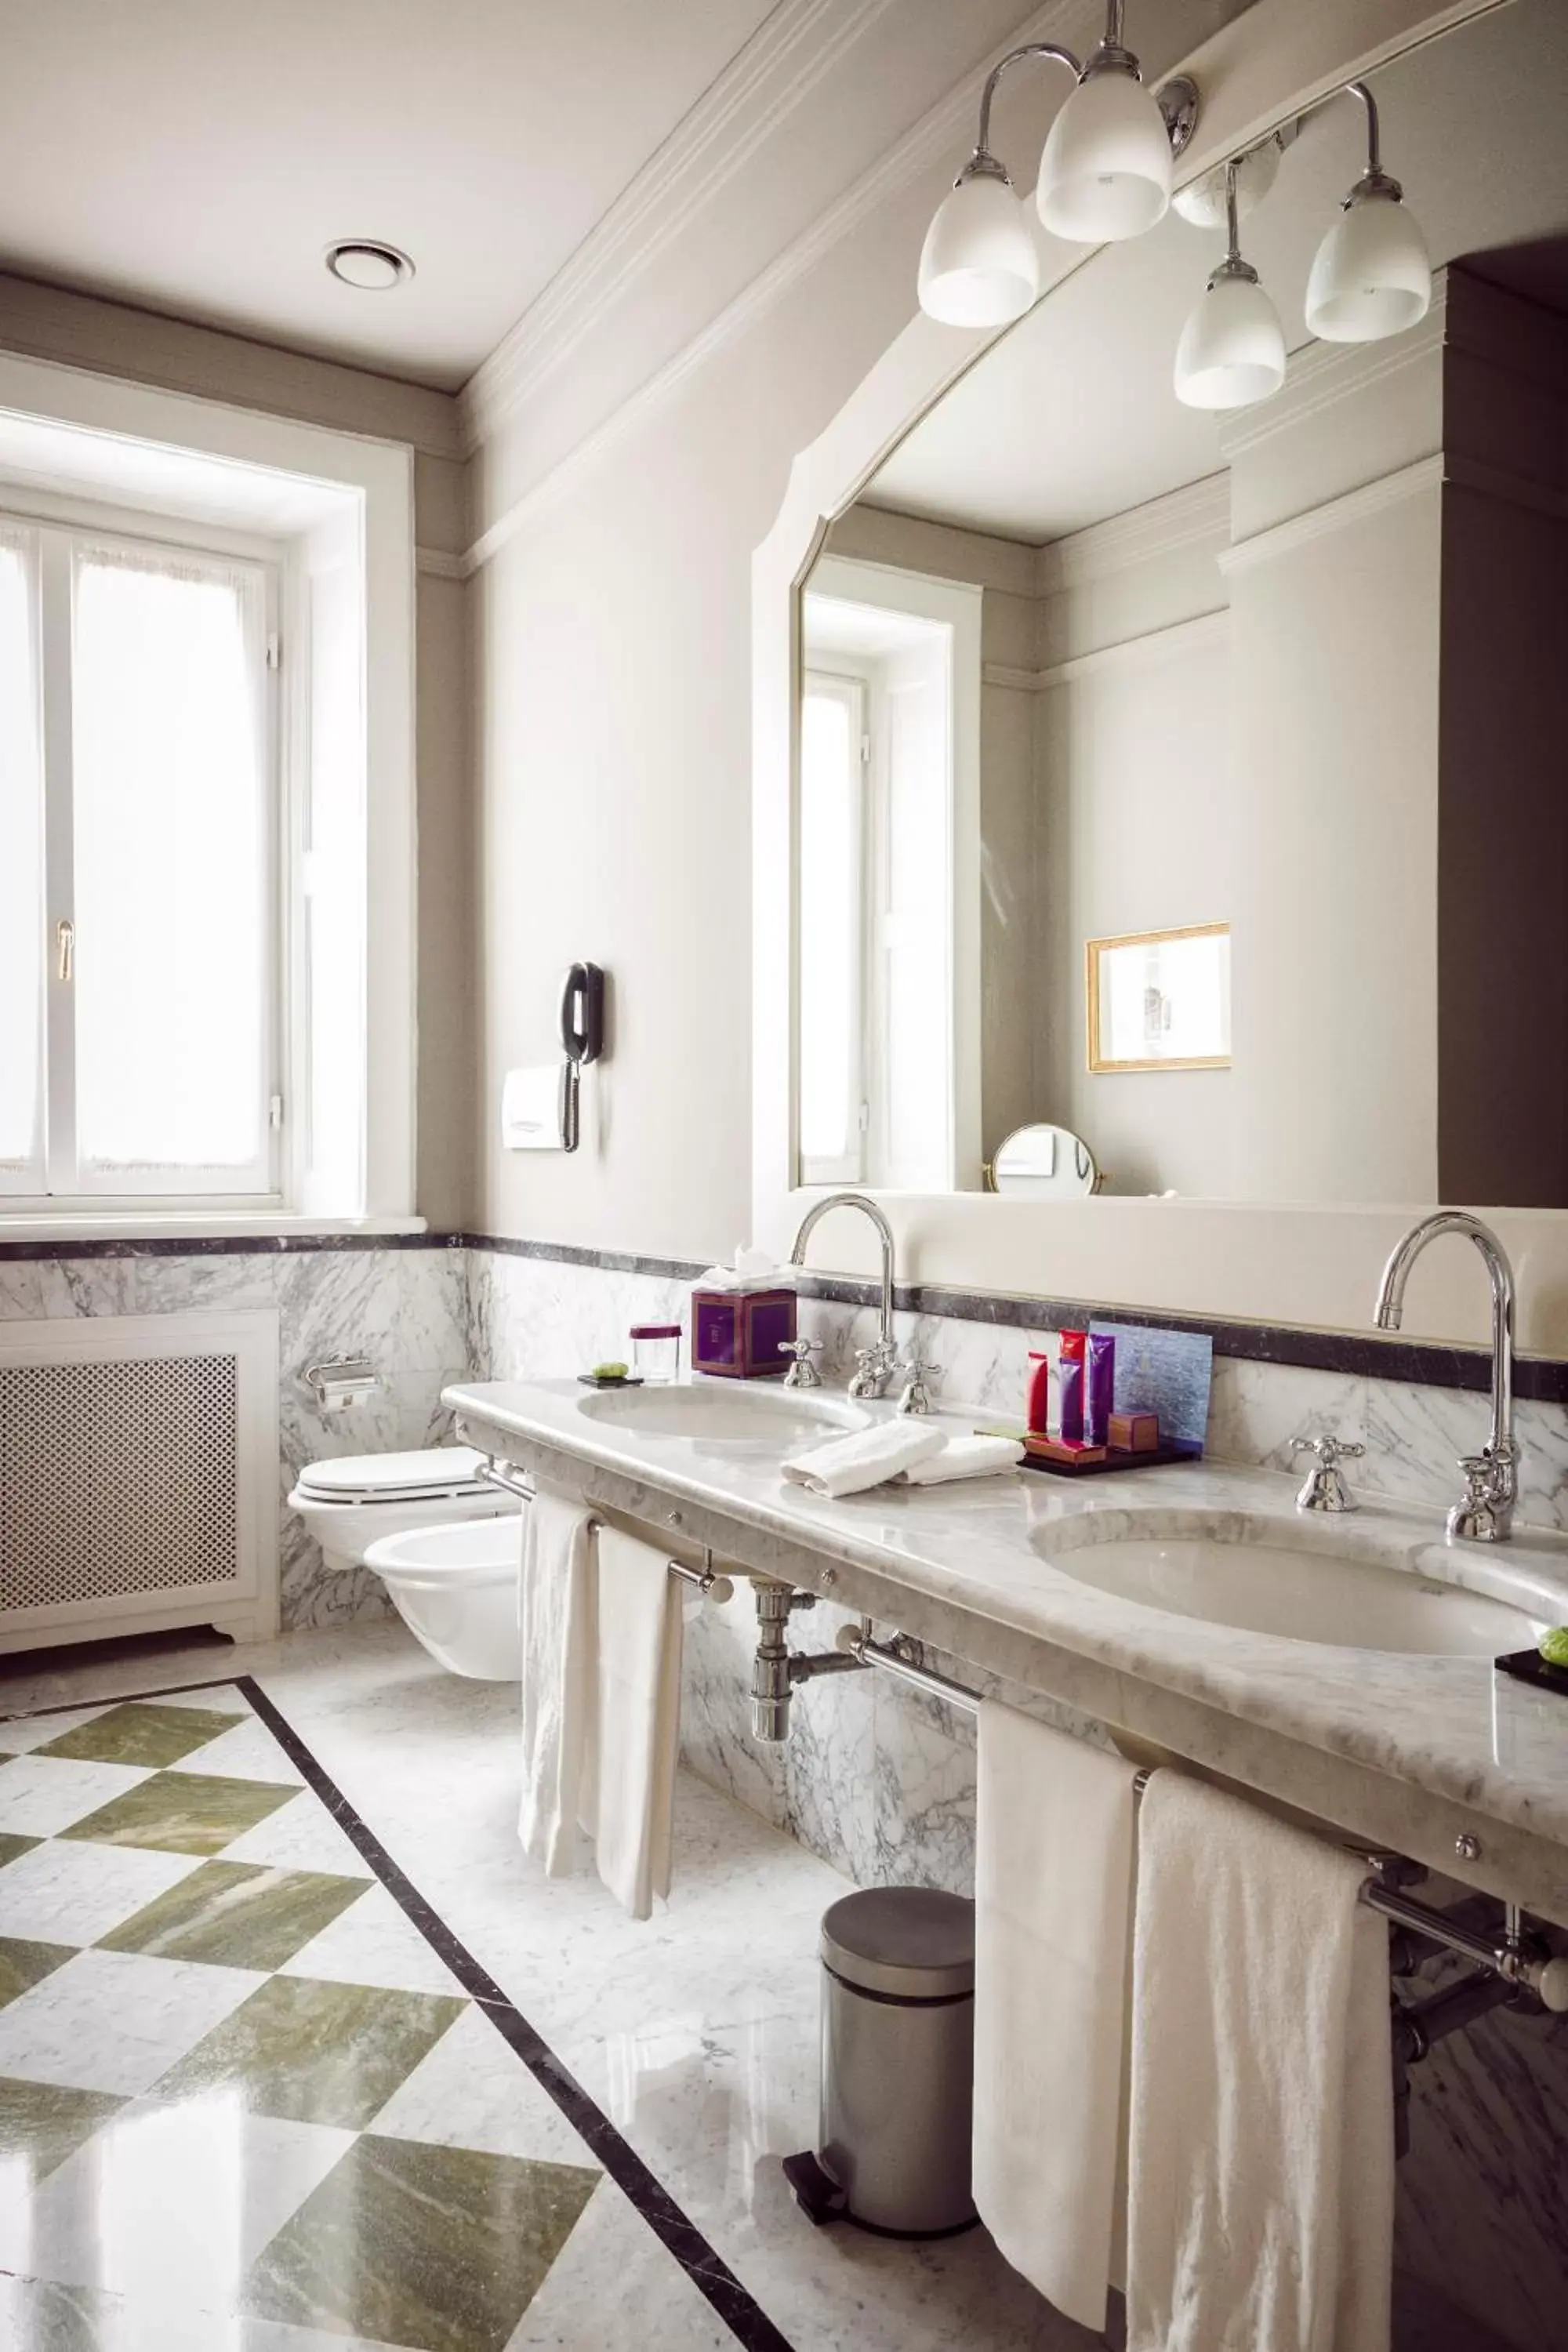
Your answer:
0;0;780;391
866;0;1568;546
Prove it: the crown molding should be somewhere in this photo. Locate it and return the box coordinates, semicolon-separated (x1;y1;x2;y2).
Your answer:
1218;452;1444;575
1033;473;1229;595
414;545;467;580
459;0;905;453
985;606;1228;692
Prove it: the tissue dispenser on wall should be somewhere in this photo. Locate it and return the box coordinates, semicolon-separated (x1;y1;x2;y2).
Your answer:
502;1064;571;1150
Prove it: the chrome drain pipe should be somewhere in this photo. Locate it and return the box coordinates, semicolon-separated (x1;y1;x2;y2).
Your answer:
751;1587;869;1741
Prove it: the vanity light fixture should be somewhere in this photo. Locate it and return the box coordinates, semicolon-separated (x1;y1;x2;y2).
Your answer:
325;240;415;291
1173;160;1287;411
918;0;1199;327
1305;82;1432;342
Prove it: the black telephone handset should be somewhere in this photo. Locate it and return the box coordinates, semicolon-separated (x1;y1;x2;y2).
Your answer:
557;963;605;1153
559;962;605;1067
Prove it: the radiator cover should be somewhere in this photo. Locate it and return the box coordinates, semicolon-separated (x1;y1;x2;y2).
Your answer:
0;1309;280;1653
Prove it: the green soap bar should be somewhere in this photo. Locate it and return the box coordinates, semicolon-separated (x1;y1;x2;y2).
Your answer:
1538;1627;1568;1669
592;1361;630;1381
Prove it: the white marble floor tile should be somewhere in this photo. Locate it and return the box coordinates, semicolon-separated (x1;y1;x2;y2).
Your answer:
0;1705;118;1755
0;1755;153;1836
277;1881;464;1996
0;1838;203;1945
0;1950;265;2095
506;2176;733;2351
183;1715;304;1787
368;2001;598;2168
217;1789;375;1878
0;2093;353;2303
0;2270;419;2352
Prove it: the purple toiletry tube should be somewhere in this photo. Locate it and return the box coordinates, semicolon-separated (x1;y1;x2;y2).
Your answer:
1058;1356;1084;1446
1086;1331;1116;1447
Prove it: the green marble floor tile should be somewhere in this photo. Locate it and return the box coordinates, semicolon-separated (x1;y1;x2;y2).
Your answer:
243;2133;599;2352
59;1773;293;1858
0;2076;124;2185
154;1975;466;2127
0;1937;77;2009
97;1861;365;1971
38;1703;241;1771
0;1831;40;1871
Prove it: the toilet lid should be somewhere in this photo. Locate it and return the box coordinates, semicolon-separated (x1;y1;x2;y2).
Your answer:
296;1446;491;1504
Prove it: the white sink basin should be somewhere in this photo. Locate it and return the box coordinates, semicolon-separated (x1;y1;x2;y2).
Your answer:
1038;1512;1550;1656
576;1381;868;1446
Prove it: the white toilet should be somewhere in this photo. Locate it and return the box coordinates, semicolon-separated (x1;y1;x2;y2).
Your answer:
287;1445;525;1681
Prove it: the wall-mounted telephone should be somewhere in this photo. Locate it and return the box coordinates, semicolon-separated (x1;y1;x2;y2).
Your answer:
559;961;605;1152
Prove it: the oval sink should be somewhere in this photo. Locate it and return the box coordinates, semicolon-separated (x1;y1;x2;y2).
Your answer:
577;1381;868;1446
1038;1512;1548;1656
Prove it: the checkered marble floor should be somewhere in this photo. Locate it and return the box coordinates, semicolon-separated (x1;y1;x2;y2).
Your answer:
0;1686;713;2352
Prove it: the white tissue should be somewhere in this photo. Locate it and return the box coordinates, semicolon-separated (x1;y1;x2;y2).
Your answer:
695;1243;793;1294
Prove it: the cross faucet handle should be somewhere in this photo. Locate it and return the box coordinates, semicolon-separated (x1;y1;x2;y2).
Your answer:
896;1357;942;1417
1291;1432;1363;1514
778;1337;823;1390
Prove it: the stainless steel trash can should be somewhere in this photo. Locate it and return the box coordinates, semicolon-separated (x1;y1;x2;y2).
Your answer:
783;1886;977;2238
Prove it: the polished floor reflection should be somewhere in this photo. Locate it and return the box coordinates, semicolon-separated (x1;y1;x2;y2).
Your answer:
0;1689;622;2351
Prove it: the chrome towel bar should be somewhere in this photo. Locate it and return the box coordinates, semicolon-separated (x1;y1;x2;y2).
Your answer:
476;1457;733;1602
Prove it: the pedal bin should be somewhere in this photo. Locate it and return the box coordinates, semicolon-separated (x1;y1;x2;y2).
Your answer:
783;1886;977;2238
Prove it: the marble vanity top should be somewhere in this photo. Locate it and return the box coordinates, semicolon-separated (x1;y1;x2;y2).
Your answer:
445;1375;1568;1922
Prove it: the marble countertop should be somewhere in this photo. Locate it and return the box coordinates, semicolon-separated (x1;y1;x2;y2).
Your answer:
445;1375;1568;1918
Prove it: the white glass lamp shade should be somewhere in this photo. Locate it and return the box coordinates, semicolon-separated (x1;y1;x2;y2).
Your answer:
1174;270;1287;410
918;172;1039;325
1036;70;1173;242
1305;189;1432;343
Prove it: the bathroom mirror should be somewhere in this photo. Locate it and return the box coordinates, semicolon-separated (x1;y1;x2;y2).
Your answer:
988;1123;1100;1199
790;0;1568;1208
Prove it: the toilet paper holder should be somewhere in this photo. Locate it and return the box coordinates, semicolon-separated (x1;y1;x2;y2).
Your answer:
303;1356;380;1412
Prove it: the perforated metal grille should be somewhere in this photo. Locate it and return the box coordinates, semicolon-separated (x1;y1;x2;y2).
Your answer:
0;1354;240;1612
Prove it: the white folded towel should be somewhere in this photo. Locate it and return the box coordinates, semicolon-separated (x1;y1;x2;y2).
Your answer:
517;1487;597;1878
1127;1773;1394;2352
898;1434;1023;1486
972;1704;1141;2332
781;1418;945;1497
583;1526;684;1920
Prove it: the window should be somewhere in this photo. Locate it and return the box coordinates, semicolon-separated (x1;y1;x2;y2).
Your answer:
0;517;278;1203
798;670;866;1185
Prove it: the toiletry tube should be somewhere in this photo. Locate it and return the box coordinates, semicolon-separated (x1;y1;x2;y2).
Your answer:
1086;1333;1115;1448
1027;1340;1062;1436
1058;1332;1087;1446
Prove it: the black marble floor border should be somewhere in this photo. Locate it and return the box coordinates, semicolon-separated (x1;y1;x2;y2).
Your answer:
238;1676;799;2352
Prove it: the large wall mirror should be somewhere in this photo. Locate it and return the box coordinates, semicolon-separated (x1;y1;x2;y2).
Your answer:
791;0;1567;1210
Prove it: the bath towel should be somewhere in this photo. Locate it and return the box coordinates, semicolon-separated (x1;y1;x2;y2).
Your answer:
898;1434;1024;1485
583;1525;685;1919
972;1703;1141;2331
1127;1773;1394;2352
517;1486;597;1878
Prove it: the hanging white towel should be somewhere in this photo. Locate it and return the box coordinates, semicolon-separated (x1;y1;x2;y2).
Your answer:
1127;1773;1394;2352
781;1418;945;1497
517;1487;597;1878
583;1526;685;1920
972;1703;1140;2332
897;1434;1023;1486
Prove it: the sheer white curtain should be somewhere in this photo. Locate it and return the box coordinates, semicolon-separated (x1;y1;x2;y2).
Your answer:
0;532;43;1179
71;546;270;1178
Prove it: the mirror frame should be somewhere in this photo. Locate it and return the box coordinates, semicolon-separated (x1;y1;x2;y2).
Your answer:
751;0;1568;1352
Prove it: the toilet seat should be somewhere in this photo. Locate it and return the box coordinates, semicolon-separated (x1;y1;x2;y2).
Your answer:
292;1445;491;1508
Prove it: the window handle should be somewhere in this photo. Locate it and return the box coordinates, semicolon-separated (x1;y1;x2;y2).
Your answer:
56;919;74;984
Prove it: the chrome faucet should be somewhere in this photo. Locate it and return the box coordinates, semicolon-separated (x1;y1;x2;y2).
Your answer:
789;1192;899;1399
1373;1211;1518;1544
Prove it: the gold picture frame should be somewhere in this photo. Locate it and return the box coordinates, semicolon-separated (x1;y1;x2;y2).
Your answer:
1087;922;1232;1074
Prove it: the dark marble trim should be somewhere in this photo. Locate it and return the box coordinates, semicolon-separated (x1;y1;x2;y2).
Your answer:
240;1676;797;2352
0;1229;459;1263
456;1230;709;1283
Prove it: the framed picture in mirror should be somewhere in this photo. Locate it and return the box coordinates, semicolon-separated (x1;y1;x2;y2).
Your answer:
1087;924;1231;1075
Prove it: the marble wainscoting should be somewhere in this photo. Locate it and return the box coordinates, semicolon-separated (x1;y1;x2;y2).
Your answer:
0;1244;468;1632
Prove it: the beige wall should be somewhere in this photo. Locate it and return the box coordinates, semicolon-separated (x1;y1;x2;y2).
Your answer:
0;271;474;1229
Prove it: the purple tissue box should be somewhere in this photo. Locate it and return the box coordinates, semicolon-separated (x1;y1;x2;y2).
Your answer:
691;1287;797;1379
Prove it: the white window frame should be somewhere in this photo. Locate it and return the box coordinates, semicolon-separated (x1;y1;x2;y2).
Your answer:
1;503;282;1206
798;667;868;1189
0;350;418;1238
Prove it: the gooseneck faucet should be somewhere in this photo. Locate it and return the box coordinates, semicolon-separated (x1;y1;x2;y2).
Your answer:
1373;1211;1518;1543
789;1192;899;1399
